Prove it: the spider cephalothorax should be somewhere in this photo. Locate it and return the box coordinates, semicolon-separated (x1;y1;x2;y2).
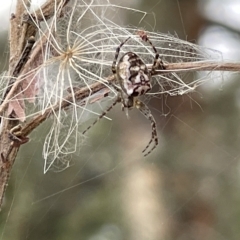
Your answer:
83;32;165;156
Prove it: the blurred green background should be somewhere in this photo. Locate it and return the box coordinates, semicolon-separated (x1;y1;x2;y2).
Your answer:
1;0;240;239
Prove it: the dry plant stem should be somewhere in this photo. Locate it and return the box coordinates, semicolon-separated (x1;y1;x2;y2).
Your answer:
0;0;69;210
20;0;38;51
1;37;36;105
0;0;69;117
9;0;30;70
0;31;49;117
32;0;70;21
0;0;31;210
21;76;115;136
157;61;240;72
21;61;240;137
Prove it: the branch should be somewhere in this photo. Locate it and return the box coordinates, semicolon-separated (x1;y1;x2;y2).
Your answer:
20;61;240;137
156;61;240;72
0;0;69;210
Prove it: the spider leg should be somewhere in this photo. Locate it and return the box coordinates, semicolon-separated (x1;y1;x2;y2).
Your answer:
137;30;165;72
151;53;165;74
135;99;158;156
82;96;121;135
146;39;165;73
112;36;131;74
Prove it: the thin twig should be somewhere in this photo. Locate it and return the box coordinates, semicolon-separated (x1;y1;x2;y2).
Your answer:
20;60;240;137
155;61;240;73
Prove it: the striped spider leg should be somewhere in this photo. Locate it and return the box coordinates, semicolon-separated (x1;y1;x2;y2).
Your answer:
135;98;158;156
82;33;165;156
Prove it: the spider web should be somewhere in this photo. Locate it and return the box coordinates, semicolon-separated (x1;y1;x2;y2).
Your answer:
0;0;222;173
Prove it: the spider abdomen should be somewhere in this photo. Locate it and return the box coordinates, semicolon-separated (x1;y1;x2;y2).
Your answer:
82;34;161;156
117;52;152;97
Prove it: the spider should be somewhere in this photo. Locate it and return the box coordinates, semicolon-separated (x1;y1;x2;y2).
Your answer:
82;32;165;156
